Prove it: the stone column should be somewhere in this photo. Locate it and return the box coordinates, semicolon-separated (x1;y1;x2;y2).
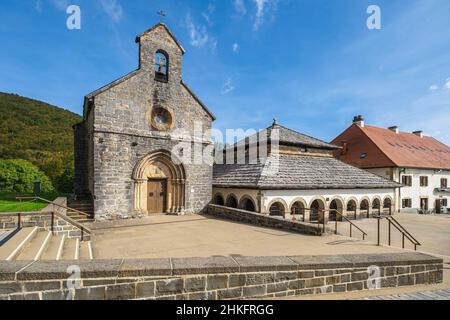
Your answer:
179;180;186;213
134;179;146;213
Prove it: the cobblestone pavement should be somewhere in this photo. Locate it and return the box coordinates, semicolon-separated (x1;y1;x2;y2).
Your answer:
358;288;450;300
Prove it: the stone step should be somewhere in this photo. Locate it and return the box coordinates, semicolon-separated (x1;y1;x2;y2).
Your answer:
79;241;93;260
0;229;16;244
0;227;38;260
16;231;52;261
61;238;79;260
41;234;65;261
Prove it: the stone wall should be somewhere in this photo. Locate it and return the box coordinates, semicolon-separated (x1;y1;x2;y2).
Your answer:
207;204;325;236
0;253;442;300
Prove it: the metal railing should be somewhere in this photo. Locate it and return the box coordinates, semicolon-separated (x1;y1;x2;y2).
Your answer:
290;208;367;240
374;215;421;251
15;197;92;241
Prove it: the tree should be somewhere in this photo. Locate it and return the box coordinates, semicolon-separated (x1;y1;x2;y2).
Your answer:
0;159;55;193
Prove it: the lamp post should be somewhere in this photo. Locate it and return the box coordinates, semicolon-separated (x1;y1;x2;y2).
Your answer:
34;177;41;196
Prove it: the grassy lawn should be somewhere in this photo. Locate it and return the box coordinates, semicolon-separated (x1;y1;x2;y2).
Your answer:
0;193;66;213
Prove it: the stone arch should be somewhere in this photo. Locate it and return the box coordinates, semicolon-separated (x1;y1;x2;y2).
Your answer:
383;196;393;215
155;49;169;81
213;193;225;206
372;197;382;216
329;196;345;221
239;195;257;212
346;197;358;219
289;198;307;221
359;197;371;219
309;197;327;222
267;198;288;217
225;194;239;208
133;150;186;214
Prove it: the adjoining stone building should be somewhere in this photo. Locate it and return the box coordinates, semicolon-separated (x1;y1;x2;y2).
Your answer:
213;122;401;221
74;23;215;218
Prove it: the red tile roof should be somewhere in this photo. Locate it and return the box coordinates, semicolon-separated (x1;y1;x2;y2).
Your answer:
335;124;450;170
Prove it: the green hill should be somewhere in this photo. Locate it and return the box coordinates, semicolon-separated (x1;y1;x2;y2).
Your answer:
0;92;82;191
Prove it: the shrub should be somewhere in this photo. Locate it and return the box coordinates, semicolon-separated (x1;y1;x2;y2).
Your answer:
0;159;55;193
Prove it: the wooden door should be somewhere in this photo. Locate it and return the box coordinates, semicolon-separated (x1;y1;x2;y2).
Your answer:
147;179;167;214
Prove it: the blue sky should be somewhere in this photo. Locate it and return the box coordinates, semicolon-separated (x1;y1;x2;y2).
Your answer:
1;0;450;145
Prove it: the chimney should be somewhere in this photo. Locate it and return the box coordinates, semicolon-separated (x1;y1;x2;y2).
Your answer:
353;115;365;127
341;140;348;155
413;130;423;138
388;126;399;134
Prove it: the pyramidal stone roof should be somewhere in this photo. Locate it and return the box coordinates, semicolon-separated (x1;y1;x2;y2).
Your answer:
213;153;401;190
230;123;340;150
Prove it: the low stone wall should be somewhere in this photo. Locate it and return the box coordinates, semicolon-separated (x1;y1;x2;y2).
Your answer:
0;212;89;241
207;204;326;236
0;252;442;300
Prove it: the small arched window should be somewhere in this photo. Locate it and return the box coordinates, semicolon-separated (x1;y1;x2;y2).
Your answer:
155;50;169;82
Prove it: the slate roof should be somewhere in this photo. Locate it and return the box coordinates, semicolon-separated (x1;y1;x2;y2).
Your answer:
213;154;401;190
230;124;340;150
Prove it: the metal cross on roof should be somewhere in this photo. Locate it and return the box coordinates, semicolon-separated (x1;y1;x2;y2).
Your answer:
157;10;166;22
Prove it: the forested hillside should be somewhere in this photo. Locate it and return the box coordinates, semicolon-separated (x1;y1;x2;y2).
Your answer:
0;92;82;192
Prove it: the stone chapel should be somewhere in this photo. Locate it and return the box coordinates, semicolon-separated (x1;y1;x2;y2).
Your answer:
74;23;215;218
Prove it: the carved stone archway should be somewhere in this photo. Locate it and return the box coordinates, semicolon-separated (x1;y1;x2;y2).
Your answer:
133;150;186;214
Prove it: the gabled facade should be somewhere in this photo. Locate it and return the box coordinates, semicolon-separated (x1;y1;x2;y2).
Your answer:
74;23;215;218
332;116;450;213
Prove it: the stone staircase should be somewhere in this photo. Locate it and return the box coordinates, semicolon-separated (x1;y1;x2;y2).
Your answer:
66;200;95;223
0;227;93;261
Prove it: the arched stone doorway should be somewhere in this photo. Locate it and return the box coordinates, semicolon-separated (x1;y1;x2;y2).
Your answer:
383;197;392;215
239;196;256;212
372;198;381;217
329;199;344;221
310;199;325;222
360;199;370;219
269;202;285;217
226;194;238;208
133;151;186;214
291;200;306;221
213;193;225;206
346;199;357;220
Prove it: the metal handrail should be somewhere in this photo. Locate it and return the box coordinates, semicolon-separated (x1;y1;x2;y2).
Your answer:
4;209;91;242
290;208;367;240
16;196;91;218
374;215;421;251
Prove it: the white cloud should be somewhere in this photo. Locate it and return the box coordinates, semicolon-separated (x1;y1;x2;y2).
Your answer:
100;0;123;23
49;0;69;11
202;4;215;27
444;78;450;90
185;13;217;51
253;0;277;31
233;0;247;15
186;14;209;47
232;43;240;53
221;78;235;95
35;0;43;13
429;84;439;91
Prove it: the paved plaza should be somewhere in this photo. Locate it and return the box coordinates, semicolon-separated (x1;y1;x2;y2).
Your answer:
90;214;403;259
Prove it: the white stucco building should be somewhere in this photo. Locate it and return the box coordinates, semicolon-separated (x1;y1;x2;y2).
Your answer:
332;116;450;214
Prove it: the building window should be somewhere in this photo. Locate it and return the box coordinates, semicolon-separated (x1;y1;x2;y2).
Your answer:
155;50;169;82
443;199;448;207
441;178;448;188
402;199;412;208
420;176;428;187
402;175;412;187
360;153;367;159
